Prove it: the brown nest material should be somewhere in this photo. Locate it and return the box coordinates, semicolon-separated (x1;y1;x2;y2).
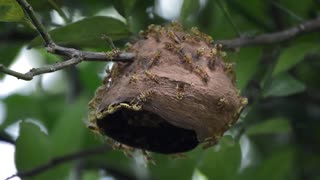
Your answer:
88;23;247;154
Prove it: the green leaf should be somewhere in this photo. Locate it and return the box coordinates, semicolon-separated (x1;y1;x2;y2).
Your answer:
149;147;202;180
0;43;22;66
295;57;320;89
273;43;320;76
1;95;42;130
0;0;25;22
111;0;136;18
198;136;241;180
15;122;51;180
44;98;88;179
86;149;135;178
263;73;306;97
256;149;295;180
246;118;291;136
29;16;130;48
82;170;100;180
180;0;200;22
231;47;262;90
238;149;295;180
48;0;68;23
0;94;66;131
79;63;104;94
50;98;88;156
0;42;23;79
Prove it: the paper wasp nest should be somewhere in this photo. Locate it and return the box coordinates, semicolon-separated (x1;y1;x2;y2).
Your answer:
88;23;247;154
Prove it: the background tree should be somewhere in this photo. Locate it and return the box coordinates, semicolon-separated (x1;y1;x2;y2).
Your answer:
0;0;320;180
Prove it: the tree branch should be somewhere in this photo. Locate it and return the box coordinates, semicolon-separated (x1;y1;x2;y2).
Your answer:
5;145;110;180
0;132;15;144
0;58;82;80
16;0;53;46
0;0;135;81
216;17;320;49
47;44;135;62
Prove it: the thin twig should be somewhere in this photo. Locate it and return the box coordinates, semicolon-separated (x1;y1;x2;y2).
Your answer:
0;46;135;80
0;58;82;80
15;0;135;62
0;132;15;144
16;0;54;46
5;145;110;180
216;17;320;49
47;44;135;62
0;0;136;81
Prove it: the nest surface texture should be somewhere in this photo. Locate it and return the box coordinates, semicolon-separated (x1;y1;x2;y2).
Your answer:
88;23;247;154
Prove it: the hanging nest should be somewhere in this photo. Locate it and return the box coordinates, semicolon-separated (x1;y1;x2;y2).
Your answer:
88;23;247;154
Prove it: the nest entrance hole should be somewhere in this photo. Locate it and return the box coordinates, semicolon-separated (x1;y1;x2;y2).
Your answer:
97;108;199;154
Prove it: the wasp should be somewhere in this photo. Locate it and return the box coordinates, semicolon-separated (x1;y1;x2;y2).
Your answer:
139;30;147;38
137;89;155;102
108;139;134;158
142;150;155;165
124;42;133;51
167;30;181;43
144;70;159;84
131;89;155;107
210;48;217;56
105;48;120;59
129;74;139;84
214;43;223;51
148;51;162;68
224;62;234;71
101;34;116;49
182;52;193;64
202;135;220;149
190;27;213;44
147;24;156;32
224;62;236;84
203;34;213;44
176;83;186;99
208;57;216;70
194;66;209;82
196;47;206;57
181;33;193;41
109;64;122;82
164;42;176;51
170;153;187;159
87;125;101;134
219;51;227;57
191;27;201;36
234;98;248;116
171;21;184;31
217;97;227;111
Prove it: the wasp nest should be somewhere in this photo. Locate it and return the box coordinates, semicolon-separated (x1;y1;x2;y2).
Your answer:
88;23;247;154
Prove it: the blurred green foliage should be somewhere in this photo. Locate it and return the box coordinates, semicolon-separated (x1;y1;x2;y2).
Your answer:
0;0;320;179
0;0;24;22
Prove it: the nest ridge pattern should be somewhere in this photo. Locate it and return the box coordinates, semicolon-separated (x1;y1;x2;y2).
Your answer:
88;22;247;154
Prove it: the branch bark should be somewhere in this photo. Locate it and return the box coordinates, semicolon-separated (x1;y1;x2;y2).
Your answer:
16;0;53;46
5;145;110;180
0;57;82;80
216;17;320;49
0;0;135;81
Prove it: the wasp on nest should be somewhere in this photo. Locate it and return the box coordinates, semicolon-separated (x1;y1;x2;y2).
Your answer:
88;22;247;156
